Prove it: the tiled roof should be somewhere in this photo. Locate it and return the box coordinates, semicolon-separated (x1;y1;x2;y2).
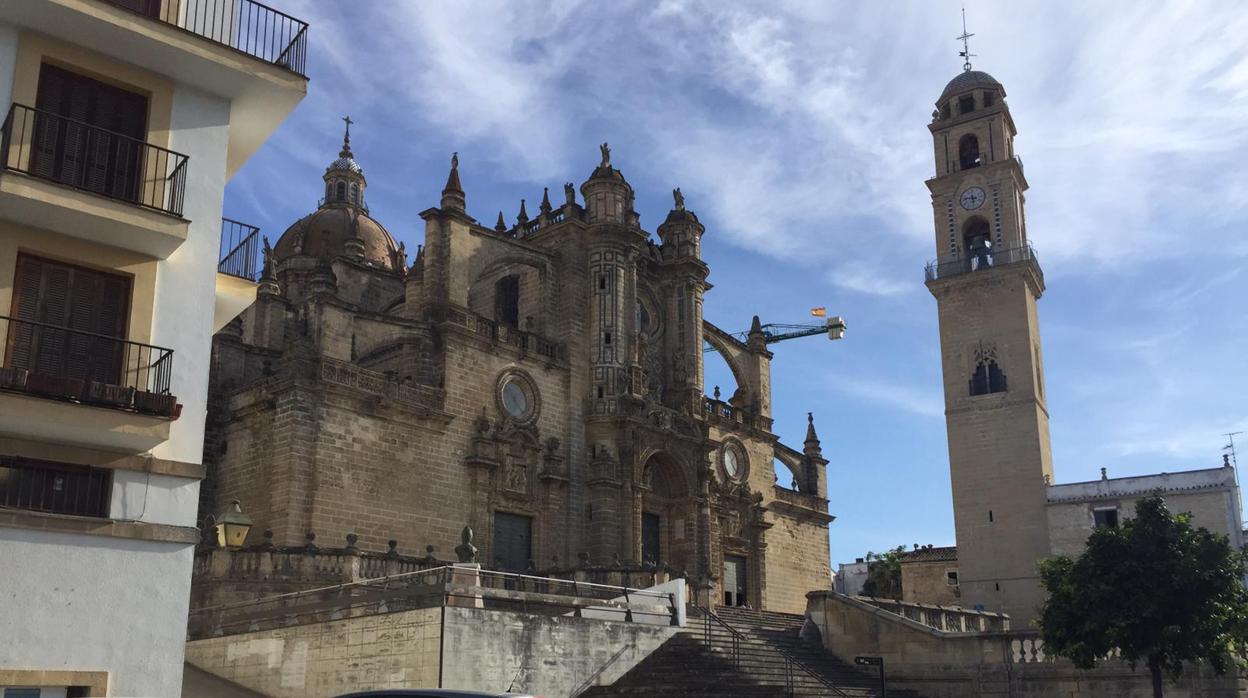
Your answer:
898;545;958;563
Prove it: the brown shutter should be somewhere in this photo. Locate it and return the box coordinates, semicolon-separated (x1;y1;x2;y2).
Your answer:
7;255;131;384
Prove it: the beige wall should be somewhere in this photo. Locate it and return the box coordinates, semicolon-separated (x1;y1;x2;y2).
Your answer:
0;221;158;345
13;31;174;148
1048;488;1240;558
901;560;961;607
185;608;442;698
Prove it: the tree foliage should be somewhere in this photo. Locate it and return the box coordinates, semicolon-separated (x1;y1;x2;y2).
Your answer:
1038;495;1248;697
861;545;907;600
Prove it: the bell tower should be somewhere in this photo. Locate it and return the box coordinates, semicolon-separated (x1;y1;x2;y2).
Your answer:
925;48;1054;622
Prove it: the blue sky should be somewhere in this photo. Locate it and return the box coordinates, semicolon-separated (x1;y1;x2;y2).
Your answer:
224;1;1248;564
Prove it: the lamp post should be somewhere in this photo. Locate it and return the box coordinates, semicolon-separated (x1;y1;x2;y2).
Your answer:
214;499;253;549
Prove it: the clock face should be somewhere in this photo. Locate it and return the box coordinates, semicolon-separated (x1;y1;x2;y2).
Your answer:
960;187;986;210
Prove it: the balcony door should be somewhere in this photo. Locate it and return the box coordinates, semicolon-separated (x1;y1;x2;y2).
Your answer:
6;254;131;387
31;63;149;202
491;511;532;573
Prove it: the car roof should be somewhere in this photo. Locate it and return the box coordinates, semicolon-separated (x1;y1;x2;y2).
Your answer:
334;691;535;698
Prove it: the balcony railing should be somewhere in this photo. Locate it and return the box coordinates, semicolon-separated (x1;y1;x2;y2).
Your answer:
218;217;261;280
924;243;1043;284
1;103;189;217
0;456;111;518
0;315;178;417
101;0;309;77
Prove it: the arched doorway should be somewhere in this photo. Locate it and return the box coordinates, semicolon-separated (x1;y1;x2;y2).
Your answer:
639;452;697;571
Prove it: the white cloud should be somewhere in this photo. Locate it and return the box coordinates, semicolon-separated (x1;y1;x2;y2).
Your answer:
831;375;944;419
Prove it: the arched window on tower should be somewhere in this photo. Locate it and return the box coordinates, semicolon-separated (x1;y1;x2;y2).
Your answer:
963;217;992;270
959;134;981;170
970;358;1007;395
325;182;332;201
495;275;520;327
336;180;347;202
959;95;975;115
350;182;359;204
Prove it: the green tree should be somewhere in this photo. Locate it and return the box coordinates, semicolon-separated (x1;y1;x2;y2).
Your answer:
1038;495;1248;698
861;546;907;600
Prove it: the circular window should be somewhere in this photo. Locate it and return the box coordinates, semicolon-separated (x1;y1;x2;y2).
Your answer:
720;441;748;481
496;370;539;424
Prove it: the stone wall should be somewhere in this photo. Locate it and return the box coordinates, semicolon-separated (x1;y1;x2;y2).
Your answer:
900;559;961;607
185;605;677;698
763;503;832;613
806;591;1247;697
185;607;442;697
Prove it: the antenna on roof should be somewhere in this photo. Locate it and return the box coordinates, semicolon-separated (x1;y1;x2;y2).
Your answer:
957;6;977;72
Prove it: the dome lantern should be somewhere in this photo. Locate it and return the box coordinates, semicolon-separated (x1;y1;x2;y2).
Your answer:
322;115;367;210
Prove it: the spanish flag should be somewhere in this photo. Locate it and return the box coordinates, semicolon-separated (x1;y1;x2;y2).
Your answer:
810;307;827;317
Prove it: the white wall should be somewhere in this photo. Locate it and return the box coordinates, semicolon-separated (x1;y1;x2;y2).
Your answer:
0;529;194;697
110;470;202;527
153;83;230;467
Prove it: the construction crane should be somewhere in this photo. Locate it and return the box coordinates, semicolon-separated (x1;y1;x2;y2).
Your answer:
706;315;846;350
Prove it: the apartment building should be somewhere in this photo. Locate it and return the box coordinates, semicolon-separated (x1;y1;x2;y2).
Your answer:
0;1;307;695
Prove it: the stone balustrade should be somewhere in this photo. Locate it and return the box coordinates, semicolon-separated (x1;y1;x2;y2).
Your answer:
854;594;1010;632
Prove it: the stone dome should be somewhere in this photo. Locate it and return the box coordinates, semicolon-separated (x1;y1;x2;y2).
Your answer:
329;153;363;174
939;69;1001;103
273;206;401;271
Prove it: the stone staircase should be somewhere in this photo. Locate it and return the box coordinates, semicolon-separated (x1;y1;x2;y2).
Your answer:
581;605;925;697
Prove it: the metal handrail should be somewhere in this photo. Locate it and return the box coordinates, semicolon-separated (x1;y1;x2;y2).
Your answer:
1;103;189;216
924;242;1042;283
218;218;261;280
100;0;310;77
2;314;175;403
693;604;852;698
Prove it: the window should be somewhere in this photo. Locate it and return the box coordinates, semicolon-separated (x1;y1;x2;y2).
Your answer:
32;64;149;202
959;95;975;115
946;570;960;587
1094;508;1119;529
7;254;131;388
335;181;346;201
970;359;1007;395
350;182;359;204
963;217;992;270
983;90;997;107
0;457;111;518
494;276;520;327
958;133;981;170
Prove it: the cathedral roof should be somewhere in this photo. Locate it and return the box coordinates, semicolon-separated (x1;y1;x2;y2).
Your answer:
938;69;1001;102
273;206;401;271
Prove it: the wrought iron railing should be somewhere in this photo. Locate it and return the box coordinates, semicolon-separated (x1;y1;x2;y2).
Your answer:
100;0;309;77
218;217;261;280
0;315;177;416
924;243;1042;283
0;456;111;518
1;103;189;216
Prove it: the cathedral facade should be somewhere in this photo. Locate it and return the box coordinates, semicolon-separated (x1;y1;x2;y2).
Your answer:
201;133;834;613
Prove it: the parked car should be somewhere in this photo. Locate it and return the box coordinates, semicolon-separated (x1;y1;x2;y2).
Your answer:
335;691;538;698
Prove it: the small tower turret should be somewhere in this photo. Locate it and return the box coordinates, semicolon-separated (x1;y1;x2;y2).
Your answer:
580;142;636;226
323;116;367;210
440;152;465;213
657;187;705;261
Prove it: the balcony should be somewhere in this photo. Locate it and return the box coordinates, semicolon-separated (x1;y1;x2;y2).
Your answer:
215;217;260;331
0;104;191;257
101;0;309;77
0;315;178;452
0;0;309;177
924;243;1044;286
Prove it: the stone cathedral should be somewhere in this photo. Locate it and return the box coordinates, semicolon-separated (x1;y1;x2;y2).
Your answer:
200;132;834;613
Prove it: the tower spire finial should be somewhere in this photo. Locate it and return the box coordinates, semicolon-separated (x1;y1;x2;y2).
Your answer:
340;115;354;157
957;7;976;72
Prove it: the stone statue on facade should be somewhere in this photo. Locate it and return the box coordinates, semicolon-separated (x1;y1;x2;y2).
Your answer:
673;187;685;210
455;526;478;563
564;182;576;206
599;142;610;167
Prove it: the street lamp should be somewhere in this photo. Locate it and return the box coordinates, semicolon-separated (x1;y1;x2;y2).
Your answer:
214;499;253;549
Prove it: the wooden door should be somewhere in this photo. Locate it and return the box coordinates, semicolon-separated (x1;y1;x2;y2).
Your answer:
642;512;661;566
491;511;532;573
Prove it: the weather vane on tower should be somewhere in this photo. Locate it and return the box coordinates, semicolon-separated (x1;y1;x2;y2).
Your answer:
957;6;976;72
